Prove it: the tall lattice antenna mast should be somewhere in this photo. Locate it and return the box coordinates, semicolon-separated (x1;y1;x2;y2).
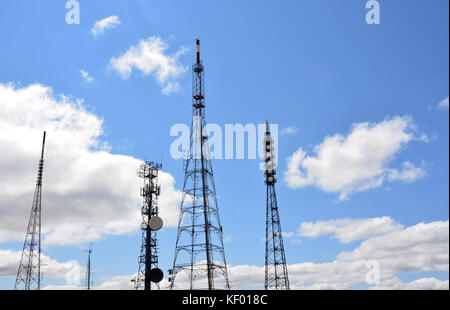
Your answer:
14;131;46;290
169;39;230;290
264;121;290;290
83;242;93;290
135;161;164;290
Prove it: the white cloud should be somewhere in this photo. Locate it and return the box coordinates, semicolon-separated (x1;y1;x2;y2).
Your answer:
0;249;84;282
387;161;427;183
284;220;448;289
33;217;450;289
37;216;449;290
437;96;449;111
95;273;138;290
337;220;448;268
85;219;448;290
298;216;404;243
292;282;352;290
42;284;81;290
162;81;181;96
370;277;449;290
41;273;139;290
79;70;93;83
280;126;298;136
43;271;450;290
109;36;188;95
91;15;121;37
284;116;426;200
0;83;181;246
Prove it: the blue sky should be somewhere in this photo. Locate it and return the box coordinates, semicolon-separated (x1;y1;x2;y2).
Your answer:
0;0;448;290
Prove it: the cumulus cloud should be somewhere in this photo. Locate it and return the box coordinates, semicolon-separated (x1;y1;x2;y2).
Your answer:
79;70;93;83
91;15;121;37
33;218;450;290
0;249;84;282
387;161;427;183
54;271;449;290
109;36;188;95
296;217;448;286
162;81;181;96
284;219;448;289
298;216;404;244
10;216;446;291
0;83;181;246
95;273;138;290
59;219;448;290
284;116;426;199
437;96;449;111
244;219;447;290
370;277;449;290
336;220;448;267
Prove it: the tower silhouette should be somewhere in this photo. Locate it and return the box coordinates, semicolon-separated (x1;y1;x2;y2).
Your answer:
169;39;230;290
14;132;46;290
263;122;290;290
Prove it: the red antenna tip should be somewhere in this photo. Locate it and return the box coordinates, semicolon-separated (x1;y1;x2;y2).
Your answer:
196;39;200;63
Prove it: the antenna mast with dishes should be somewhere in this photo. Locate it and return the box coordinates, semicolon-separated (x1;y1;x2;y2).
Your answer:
263;121;290;290
169;39;230;290
14;132;46;290
135;161;164;290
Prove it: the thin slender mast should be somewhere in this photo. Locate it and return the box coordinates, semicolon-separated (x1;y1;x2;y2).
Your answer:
264;122;290;290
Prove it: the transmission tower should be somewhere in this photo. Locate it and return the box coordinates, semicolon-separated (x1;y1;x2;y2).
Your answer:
136;161;164;290
83;242;93;290
169;39;230;290
263;121;290;290
14;131;46;290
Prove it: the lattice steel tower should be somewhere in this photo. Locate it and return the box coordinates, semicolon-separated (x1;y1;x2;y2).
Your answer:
169;39;230;290
83;242;93;290
263;121;290;290
136;161;163;290
14;131;46;290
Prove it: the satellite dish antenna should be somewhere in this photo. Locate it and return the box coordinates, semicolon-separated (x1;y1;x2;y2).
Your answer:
149;268;164;283
149;216;163;231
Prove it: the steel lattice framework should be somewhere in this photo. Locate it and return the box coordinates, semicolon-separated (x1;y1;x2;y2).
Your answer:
136;161;162;290
169;39;230;290
83;242;93;290
14;132;46;290
263;122;290;290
